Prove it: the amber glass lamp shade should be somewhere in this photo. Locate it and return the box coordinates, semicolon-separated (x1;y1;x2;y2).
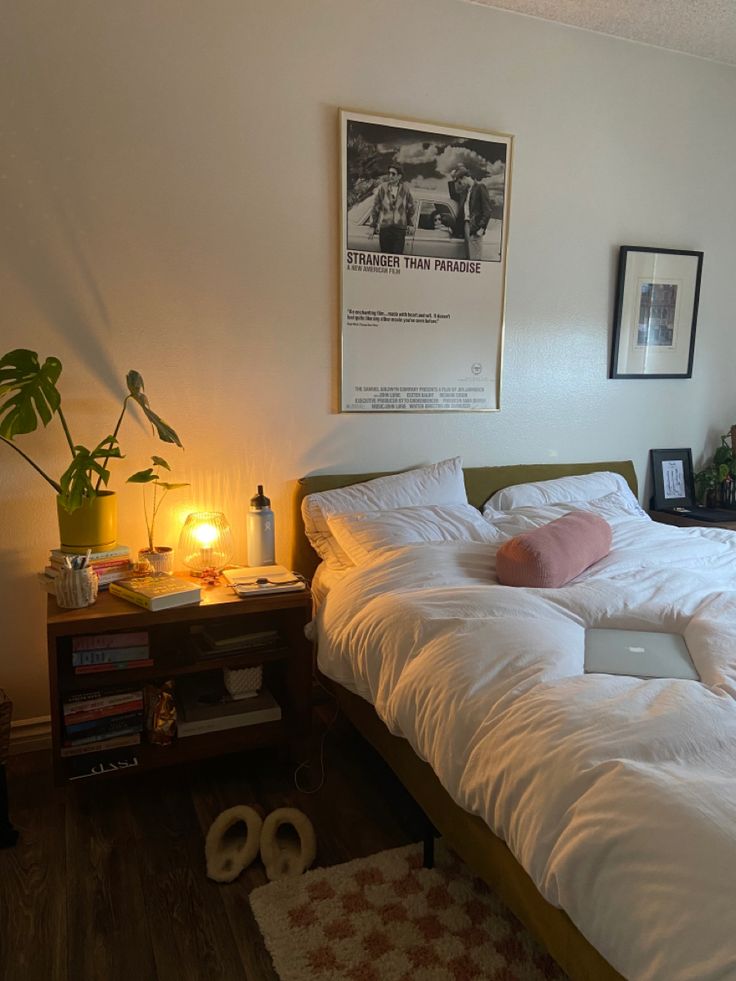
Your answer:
178;512;233;573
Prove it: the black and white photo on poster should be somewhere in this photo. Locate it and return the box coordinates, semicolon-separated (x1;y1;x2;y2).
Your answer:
340;110;513;412
346;117;508;262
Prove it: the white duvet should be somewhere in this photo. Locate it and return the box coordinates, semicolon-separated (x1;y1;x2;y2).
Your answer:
314;499;736;981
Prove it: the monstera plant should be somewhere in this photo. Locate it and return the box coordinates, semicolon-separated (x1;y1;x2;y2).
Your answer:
0;349;183;549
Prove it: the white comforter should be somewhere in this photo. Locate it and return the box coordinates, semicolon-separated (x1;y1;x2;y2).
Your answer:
314;501;736;981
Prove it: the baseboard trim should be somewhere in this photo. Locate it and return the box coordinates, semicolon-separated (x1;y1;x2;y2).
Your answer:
9;716;52;755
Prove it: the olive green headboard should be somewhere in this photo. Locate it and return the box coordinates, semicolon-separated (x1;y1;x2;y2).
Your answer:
291;460;637;581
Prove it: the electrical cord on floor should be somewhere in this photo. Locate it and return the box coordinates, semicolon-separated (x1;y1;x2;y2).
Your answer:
293;672;340;794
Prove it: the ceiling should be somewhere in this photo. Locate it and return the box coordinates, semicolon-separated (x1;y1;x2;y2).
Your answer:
465;0;736;66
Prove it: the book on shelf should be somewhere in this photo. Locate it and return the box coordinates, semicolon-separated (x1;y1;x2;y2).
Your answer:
38;574;122;595
178;683;281;737
63;724;144;748
52;557;132;572
72;631;149;653
68;748;140;780
45;566;132;585
190;631;281;661
197;623;281;652
64;685;142;705
60;733;141;758
65;711;144;737
109;574;201;611
63;689;143;716
62;698;144;725
51;545;131;561
74;658;153;675
72;646;150;667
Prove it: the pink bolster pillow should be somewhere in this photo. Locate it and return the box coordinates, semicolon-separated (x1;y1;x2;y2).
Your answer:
496;511;612;588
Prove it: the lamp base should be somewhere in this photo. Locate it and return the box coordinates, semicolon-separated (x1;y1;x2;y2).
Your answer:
191;567;223;586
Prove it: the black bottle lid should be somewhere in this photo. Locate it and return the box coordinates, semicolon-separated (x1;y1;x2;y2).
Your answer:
250;484;270;509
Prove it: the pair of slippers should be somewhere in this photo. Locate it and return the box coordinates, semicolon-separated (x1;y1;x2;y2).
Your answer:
205;805;316;883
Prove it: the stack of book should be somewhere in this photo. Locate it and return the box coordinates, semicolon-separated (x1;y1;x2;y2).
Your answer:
191;623;282;659
61;687;144;757
40;545;132;593
72;630;153;675
176;671;281;737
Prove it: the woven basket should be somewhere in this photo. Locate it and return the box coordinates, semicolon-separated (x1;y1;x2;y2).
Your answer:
0;690;11;766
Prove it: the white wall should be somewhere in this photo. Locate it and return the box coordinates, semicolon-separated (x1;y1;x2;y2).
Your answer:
2;0;735;721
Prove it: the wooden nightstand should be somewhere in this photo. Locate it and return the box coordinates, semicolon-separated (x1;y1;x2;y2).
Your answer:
649;509;736;530
47;580;313;784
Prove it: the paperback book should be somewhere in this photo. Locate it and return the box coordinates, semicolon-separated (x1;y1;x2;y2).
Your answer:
63;687;143;712
52;545;131;561
63;698;143;723
198;624;281;652
109;574;201;611
45;566;132;586
72;646;150;667
65;710;144;737
74;658;154;675
68;748;140;780
60;733;141;758
72;631;149;653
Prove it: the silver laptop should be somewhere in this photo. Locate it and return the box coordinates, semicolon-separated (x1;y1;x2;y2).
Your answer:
584;629;700;681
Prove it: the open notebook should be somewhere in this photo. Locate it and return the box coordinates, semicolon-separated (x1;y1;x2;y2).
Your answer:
222;564;307;596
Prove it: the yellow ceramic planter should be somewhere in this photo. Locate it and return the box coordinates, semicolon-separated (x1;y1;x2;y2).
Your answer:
57;491;117;553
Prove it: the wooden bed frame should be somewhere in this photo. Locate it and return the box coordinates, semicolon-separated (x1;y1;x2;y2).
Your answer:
292;461;637;981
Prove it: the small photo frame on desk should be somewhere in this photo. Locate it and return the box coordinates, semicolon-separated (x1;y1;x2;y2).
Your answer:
650;448;694;510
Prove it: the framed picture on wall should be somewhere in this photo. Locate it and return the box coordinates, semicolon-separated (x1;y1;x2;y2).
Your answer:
339;109;513;412
649;447;694;510
610;246;703;379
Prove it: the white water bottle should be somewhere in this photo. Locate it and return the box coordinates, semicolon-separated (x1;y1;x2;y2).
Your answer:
247;485;275;566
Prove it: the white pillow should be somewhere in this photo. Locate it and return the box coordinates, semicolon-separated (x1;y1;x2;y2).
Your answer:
302;457;467;569
483;471;636;514
326;503;497;566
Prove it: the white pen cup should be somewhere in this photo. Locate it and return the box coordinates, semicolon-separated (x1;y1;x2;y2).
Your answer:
55;567;99;609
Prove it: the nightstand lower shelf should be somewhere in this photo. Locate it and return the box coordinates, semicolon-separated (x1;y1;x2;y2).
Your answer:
48;580;313;785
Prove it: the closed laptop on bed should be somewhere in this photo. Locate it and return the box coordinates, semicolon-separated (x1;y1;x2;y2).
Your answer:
584;628;700;681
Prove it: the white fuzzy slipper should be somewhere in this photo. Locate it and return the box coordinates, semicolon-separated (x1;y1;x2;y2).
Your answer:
260;807;317;881
205;805;263;883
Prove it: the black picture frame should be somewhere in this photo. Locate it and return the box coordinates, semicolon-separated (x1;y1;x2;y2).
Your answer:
650;448;694;510
610;246;703;379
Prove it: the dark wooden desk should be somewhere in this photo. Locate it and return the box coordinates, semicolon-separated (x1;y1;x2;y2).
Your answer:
649;509;736;530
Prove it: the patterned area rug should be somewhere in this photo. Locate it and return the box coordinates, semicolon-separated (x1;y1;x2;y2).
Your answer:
250;842;567;980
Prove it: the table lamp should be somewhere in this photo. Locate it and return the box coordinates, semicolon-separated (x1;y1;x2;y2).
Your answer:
178;511;233;579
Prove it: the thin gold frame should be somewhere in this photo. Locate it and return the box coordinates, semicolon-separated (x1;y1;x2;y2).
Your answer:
338;108;514;413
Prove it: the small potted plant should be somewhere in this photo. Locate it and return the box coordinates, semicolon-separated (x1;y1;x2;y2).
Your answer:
128;456;189;574
0;349;183;551
695;433;736;507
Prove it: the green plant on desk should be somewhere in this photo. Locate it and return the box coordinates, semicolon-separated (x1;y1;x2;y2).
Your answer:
0;349;183;513
128;456;189;552
695;434;736;507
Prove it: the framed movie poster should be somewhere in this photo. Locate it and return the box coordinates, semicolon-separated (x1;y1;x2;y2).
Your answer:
340;109;513;412
610;246;703;379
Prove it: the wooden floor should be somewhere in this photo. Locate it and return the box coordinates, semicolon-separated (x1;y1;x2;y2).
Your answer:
0;708;422;981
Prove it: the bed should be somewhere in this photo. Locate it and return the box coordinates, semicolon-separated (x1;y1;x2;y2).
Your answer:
291;460;736;981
